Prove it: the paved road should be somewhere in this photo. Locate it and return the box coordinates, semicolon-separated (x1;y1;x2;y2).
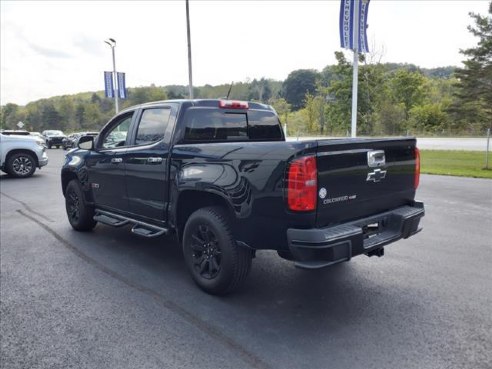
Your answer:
1;149;491;369
287;137;490;151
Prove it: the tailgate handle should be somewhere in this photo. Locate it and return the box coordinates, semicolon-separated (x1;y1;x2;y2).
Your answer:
367;150;385;167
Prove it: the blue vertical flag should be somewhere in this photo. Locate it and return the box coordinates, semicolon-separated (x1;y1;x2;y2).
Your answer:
339;0;370;53
358;0;370;53
104;71;114;98
339;0;354;50
117;72;127;99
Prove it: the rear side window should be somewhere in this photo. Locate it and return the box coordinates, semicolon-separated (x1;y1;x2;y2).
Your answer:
183;108;282;142
135;108;171;145
184;109;247;141
247;110;283;140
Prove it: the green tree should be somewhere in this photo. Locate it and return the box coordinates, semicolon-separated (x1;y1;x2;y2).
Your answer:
409;103;448;134
40;101;63;130
82;104;103;130
1;103;21;129
389;69;425;119
248;78;272;103
58;96;76;132
304;93;327;134
449;2;492;131
375;101;406;135
269;97;291;125
283;69;319;110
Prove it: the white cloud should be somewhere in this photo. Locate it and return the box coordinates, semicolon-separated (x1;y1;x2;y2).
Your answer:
1;0;489;105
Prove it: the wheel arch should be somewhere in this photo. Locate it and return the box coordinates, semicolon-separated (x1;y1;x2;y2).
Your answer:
6;149;39;168
175;190;236;243
61;170;78;196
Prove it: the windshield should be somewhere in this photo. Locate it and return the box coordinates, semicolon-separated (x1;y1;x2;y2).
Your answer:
45;130;64;136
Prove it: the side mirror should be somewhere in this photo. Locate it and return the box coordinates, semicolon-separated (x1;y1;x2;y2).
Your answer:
78;135;95;150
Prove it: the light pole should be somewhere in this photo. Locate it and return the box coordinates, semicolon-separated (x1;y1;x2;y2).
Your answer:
104;38;119;113
186;0;193;99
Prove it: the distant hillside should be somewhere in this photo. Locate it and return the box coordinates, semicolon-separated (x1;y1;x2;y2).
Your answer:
0;62;471;136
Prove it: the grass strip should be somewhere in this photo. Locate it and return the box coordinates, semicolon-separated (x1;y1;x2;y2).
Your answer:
420;150;492;179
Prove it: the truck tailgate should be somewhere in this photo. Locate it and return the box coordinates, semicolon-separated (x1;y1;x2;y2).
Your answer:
315;138;417;228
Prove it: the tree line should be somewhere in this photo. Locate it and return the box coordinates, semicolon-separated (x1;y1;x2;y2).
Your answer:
1;3;490;137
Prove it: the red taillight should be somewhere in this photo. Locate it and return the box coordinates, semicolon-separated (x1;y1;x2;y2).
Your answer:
414;147;420;189
287;156;317;212
219;100;249;109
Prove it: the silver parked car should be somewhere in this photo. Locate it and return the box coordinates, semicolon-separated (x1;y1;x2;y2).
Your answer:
0;133;48;178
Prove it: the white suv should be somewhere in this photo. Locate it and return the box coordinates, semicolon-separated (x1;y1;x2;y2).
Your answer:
0;133;49;178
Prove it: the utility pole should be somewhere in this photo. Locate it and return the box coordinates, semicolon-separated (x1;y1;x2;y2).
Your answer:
186;0;194;99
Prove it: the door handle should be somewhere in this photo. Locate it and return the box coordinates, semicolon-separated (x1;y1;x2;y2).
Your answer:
147;157;163;164
111;158;123;164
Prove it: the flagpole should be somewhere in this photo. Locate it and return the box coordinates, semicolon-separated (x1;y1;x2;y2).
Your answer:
351;0;360;138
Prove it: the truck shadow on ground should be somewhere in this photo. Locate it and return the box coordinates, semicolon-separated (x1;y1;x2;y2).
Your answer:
71;223;427;343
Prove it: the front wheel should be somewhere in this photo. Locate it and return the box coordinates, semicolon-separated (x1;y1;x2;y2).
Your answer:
182;206;252;295
6;152;36;178
65;180;97;231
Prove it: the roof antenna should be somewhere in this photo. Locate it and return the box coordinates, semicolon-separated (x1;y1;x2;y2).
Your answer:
226;81;233;99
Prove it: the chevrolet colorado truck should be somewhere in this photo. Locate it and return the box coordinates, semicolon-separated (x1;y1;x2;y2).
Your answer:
61;99;424;294
0;132;48;178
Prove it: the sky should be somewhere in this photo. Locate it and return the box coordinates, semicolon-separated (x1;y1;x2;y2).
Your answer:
1;0;490;106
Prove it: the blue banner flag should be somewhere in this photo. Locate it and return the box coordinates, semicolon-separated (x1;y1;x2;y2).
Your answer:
339;0;370;53
117;72;127;99
358;0;370;53
104;71;114;98
339;0;354;50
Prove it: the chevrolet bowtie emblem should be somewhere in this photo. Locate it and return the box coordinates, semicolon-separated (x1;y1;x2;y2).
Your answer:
366;168;387;182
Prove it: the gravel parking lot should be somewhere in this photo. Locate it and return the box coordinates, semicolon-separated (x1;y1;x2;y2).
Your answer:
1;149;491;369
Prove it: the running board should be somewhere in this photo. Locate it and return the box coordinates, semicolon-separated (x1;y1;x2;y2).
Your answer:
93;213;129;227
131;225;166;238
94;210;169;238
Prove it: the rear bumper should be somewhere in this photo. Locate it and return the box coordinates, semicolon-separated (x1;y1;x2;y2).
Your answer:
287;202;424;269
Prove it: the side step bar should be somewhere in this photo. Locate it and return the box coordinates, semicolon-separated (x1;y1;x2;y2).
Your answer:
94;209;169;238
93;213;129;227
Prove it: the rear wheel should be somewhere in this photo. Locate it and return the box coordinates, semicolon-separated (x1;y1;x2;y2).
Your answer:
6;152;36;178
65;180;97;231
183;206;252;295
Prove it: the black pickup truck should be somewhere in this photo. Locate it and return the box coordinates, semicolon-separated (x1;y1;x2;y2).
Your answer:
61;99;424;294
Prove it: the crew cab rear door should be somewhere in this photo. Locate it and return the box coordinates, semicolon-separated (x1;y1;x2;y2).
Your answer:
124;104;177;223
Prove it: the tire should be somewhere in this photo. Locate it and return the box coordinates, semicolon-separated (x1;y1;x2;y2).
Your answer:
65;180;97;231
48;143;52;149
6;152;36;178
182;206;252;295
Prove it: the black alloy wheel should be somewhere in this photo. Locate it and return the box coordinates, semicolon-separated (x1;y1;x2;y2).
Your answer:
190;224;222;280
183;206;252;295
66;189;81;224
65;180;97;231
